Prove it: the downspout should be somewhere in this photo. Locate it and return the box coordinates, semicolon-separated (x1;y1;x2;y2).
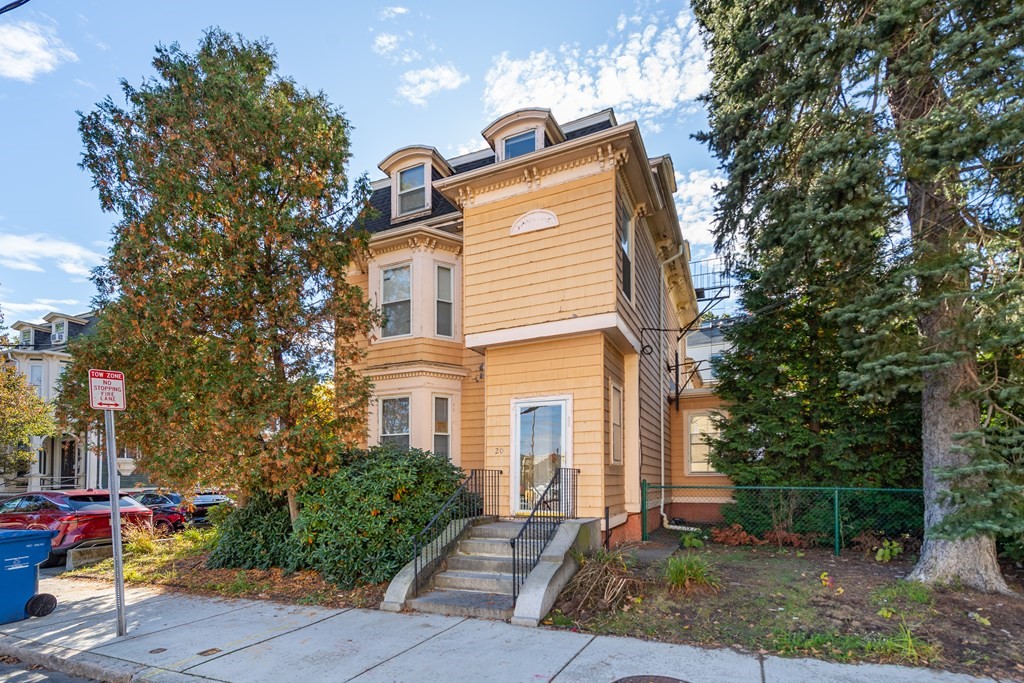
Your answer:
659;244;688;532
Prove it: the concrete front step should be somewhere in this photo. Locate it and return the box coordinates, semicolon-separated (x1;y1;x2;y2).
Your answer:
408;589;514;620
468;521;525;539
446;554;514;573
433;569;514;594
457;537;514;558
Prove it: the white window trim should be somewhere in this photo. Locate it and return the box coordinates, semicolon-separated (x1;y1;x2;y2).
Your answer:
379;395;411;448
510;394;573;514
380;261;413;340
610;382;624;465
20;329;32;346
432;393;452;458
393;163;431;219
434;262;454;339
51;320;66;344
684;409;722;476
498;126;544;161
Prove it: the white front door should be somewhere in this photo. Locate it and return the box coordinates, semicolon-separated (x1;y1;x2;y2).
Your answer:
511;396;572;514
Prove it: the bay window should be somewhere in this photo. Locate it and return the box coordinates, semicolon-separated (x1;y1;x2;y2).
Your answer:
381;264;411;338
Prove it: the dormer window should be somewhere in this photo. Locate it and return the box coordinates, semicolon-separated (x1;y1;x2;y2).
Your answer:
20;329;31;347
51;321;66;344
397;164;427;215
503;130;537;160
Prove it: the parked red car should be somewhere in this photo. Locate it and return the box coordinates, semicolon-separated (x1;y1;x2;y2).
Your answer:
0;490;153;567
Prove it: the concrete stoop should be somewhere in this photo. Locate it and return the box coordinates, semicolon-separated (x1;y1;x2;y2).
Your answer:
382;517;601;626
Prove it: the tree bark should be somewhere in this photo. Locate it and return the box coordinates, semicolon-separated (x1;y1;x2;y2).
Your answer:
887;27;1010;592
286;487;299;527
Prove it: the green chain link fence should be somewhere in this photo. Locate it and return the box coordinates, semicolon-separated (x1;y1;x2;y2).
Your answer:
641;483;924;556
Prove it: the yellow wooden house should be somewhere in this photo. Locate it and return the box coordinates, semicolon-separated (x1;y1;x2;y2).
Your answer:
350;108;729;542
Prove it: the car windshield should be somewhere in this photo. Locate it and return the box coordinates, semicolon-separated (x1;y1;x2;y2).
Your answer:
66;494;148;512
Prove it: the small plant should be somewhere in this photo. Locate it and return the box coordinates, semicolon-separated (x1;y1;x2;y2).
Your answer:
679;530;706;548
818;571;844;595
560;546;644;616
122;524;160;556
762;529;817;548
875;539;903;563
664;553;721;594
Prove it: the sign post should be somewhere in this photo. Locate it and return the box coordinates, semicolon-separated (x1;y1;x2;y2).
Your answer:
88;369;128;637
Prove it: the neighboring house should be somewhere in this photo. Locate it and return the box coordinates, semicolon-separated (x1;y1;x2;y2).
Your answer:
351;107;728;541
686;323;727;386
2;311;104;493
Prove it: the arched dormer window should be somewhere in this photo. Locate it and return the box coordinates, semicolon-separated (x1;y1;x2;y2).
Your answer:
482;108;565;162
378;146;454;222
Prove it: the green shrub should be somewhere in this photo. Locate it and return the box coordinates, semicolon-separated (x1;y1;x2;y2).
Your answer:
291;445;463;588
206;501;235;528
207;492;294;570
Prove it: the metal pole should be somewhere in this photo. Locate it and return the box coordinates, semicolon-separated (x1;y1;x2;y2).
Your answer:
833;488;841;557
104;409;127;636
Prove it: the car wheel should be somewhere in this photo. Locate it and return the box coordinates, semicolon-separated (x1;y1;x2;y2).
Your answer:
155;520;172;535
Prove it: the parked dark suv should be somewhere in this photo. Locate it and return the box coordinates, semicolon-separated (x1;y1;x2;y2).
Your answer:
136;492;233;527
0;490;153;567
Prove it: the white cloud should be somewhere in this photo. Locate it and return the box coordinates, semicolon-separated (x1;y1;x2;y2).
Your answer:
674;169;724;246
379;6;409;20
398;64;469;106
0;233;104;278
483;9;708;126
0;21;78;83
1;298;80;318
373;33;400;55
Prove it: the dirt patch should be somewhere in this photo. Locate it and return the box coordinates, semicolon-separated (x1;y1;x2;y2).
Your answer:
551;530;1024;681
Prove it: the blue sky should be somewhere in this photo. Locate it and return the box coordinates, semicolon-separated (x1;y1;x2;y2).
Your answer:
0;0;721;325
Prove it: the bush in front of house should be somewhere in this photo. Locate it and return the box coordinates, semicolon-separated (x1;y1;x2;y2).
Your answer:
291;446;464;588
207;492;295;570
206;445;464;588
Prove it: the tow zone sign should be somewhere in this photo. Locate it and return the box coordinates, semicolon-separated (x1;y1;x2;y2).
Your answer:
89;369;127;411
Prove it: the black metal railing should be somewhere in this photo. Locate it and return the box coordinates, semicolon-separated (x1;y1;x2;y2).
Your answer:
510;467;579;603
412;468;501;596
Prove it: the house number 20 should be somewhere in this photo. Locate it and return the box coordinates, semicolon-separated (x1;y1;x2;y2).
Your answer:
494;447;505;455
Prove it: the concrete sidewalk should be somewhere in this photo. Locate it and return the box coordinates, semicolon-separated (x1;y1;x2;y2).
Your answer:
0;577;992;683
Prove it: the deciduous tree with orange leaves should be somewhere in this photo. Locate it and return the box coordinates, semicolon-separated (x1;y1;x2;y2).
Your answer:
60;29;376;525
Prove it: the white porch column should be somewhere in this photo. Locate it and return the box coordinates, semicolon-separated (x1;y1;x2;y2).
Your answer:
26;436;43;491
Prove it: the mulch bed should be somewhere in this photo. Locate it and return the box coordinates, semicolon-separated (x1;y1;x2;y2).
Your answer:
63;552;387;610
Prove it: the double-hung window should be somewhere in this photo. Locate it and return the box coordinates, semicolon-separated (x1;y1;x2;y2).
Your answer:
503;130;536;159
20;330;31;347
688;412;720;473
381;264;411;338
617;193;633;301
435;265;453;337
610;384;623;464
380;397;410;449
397;164;426;215
433;396;450;458
28;364;43;398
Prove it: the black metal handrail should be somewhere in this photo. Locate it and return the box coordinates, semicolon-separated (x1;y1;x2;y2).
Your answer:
510;467;579;603
412;468;501;596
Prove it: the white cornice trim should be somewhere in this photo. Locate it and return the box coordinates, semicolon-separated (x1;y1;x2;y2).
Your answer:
363;363;469;381
465;312;641;352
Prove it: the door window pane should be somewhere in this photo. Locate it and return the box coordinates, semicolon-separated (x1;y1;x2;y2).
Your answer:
433;396;450;458
381;265;411;337
518;403;564;510
381;397;410;449
436;266;453;337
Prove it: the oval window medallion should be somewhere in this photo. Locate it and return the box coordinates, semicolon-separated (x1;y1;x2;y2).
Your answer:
510;209;558;236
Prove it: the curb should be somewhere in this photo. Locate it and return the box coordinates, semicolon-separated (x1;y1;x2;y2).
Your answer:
0;633;215;682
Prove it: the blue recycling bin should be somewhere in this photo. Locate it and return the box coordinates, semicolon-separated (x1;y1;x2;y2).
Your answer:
0;529;59;624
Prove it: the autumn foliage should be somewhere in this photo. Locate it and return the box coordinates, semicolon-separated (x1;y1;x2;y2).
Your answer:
60;30;375;507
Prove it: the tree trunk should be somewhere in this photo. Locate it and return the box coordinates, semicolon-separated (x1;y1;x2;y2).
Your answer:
286;487;299;528
887;29;1010;592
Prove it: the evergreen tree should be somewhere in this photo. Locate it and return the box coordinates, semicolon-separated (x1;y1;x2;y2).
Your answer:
60;30;375;524
693;0;1023;591
710;276;922;489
